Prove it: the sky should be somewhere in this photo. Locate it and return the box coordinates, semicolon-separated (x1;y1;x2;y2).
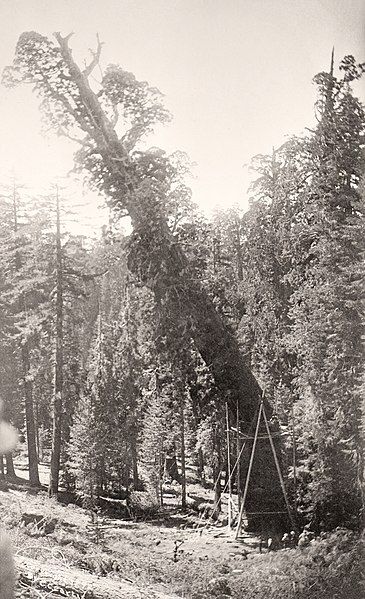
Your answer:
0;0;364;231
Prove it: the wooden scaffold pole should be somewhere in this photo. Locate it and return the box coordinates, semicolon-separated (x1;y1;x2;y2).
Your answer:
225;402;233;527
234;397;298;539
235;402;263;539
236;397;241;511
261;403;298;532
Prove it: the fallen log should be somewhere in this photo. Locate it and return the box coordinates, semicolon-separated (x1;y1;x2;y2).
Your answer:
15;555;178;599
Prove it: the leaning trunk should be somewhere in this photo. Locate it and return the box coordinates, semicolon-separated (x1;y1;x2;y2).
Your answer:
54;35;287;527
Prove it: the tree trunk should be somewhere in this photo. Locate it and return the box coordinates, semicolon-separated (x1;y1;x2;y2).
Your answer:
0;455;4;479
180;404;186;510
214;427;222;515
236;398;241;511
16;555;178;599
213;464;222;516
12;183;40;488
5;453;16;478
159;444;164;507
21;344;40;486
49;188;64;497
164;450;181;483
234;213;244;282
130;434;139;489
54;35;286;527
197;448;205;482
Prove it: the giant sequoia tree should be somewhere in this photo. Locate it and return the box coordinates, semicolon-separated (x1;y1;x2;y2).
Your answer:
3;32;285;523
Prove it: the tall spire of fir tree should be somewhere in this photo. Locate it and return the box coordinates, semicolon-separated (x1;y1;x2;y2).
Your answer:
330;46;335;77
324;46;335;115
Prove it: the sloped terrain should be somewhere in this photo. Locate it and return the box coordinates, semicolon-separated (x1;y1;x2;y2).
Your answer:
0;476;362;599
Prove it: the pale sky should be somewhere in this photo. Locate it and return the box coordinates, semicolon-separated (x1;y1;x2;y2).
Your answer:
0;0;364;230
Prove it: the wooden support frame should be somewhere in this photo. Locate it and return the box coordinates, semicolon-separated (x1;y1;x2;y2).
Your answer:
261;404;298;532
235;400;297;539
235;403;263;538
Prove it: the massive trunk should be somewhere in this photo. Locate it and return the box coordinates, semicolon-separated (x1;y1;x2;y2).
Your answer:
53;34;287;527
16;555;177;599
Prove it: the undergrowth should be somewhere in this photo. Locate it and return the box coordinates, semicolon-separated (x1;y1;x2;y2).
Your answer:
3;488;363;599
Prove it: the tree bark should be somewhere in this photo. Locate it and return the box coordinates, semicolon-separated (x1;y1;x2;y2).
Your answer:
236;398;241;511
213;426;222;515
197;448;205;482
5;453;16;478
130;434;139;489
53;34;287;527
49;187;64;497
12;182;40;487
180;403;186;510
21;345;40;486
164;450;181;483
16;555;178;599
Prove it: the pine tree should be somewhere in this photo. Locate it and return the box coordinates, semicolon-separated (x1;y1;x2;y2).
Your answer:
0;183;54;486
240;55;365;529
285;56;365;528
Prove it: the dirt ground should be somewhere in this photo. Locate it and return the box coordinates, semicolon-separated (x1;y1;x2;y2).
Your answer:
1;458;266;598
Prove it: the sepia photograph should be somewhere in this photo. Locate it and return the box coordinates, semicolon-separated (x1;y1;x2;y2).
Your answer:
0;1;364;598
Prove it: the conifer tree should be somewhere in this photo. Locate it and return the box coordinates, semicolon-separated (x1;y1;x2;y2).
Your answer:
240;55;365;528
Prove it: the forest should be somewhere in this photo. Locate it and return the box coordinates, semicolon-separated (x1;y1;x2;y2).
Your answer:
0;30;364;599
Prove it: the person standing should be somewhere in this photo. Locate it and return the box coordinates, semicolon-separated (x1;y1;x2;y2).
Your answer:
290;530;297;547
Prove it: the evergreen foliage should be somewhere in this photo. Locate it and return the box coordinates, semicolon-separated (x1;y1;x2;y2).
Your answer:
0;37;363;535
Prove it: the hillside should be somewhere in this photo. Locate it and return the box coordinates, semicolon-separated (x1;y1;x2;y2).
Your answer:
1;469;363;599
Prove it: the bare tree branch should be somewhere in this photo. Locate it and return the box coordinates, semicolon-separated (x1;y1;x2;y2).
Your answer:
54;31;74;44
64;267;109;280
111;103;119;126
83;33;104;78
54;31;122;158
57;127;94;147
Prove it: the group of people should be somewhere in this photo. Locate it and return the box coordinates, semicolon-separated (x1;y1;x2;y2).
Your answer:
259;526;315;553
280;530;298;549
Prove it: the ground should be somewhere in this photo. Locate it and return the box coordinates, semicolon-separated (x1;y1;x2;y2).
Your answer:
1;458;363;599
